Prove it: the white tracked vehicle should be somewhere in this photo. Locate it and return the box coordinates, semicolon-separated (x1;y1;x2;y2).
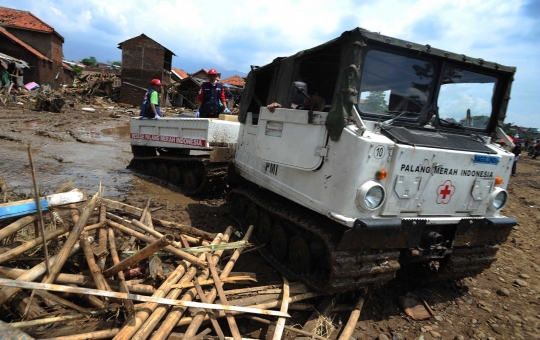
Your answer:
129;115;240;194
228;27;517;292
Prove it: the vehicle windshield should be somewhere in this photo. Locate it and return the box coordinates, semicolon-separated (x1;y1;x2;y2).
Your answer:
437;67;497;129
358;50;434;119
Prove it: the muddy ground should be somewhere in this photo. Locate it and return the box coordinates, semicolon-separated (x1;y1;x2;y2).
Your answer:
0;103;538;340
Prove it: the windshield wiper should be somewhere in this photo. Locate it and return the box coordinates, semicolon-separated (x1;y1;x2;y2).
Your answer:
438;118;487;143
381;111;419;126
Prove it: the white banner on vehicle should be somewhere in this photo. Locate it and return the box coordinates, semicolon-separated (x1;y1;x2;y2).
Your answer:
130;133;206;147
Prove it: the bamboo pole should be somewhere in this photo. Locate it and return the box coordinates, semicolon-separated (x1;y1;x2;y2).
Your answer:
0;227;67;264
271;276;290;340
101;198;144;217
337;293;367;340
132;228;233;340
140;198;152;227
0;215;37;243
35;290;90;313
0;278;291;316
113;230;228;340
0;266;155;295
108;212;206;246
177;226;254;340
103;234;174;278
175;292;320;327
243;315;328;340
43;192;100;284
109;227;135;316
224;284;308;296
206;252;242;340
171;276;256;289
39;328;120;340
131;219;185;250
80;231;110;294
95;206;108;271
107;220;207;268
152;218;216;240
0;241;83;305
10;311;105;328
193;328;213;340
27;143;51;275
194;280;225;340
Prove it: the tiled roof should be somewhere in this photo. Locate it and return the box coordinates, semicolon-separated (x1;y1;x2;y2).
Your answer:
171;67;188;79
221;75;245;87
0;7;53;33
0;26;51;62
62;62;72;70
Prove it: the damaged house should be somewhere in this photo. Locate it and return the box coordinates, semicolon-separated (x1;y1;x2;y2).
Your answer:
118;34;175;107
0;6;72;88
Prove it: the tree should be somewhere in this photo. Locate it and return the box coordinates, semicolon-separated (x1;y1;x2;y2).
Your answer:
71;65;83;78
112;61;122;67
362;91;388;114
81;56;98;67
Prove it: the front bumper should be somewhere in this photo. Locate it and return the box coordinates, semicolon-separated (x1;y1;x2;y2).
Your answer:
336;216;516;251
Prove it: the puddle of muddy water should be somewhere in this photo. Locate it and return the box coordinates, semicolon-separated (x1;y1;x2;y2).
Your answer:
16;121;39;131
101;125;130;138
133;179;196;207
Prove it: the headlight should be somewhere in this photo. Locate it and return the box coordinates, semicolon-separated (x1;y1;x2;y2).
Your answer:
356;181;386;211
488;188;508;211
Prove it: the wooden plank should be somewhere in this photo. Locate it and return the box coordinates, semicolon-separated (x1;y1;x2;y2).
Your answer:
271;276;289;340
0;190;86;220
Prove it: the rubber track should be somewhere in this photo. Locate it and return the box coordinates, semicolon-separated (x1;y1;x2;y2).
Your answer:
230;187;401;293
430;246;499;281
130;155;227;195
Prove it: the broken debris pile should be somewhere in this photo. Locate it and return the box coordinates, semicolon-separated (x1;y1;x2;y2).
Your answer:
0;185;326;339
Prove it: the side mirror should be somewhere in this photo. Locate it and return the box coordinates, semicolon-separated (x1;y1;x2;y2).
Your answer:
291;81;309;105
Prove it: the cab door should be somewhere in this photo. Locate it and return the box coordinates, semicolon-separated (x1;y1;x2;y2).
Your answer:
256;107;328;171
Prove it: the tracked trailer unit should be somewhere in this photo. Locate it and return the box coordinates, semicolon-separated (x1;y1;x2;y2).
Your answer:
229;27;517;292
129;115;240;194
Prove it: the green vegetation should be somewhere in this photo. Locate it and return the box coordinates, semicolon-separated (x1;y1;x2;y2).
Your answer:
112;61;122;66
81;56;98;67
361;91;388;114
71;65;83;78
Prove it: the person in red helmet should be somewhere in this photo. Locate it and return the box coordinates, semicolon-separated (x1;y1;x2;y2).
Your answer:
139;78;165;119
196;68;231;118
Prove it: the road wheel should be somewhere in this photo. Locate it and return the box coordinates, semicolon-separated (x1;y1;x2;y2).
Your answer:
169;166;181;186
245;203;259;229
182;171;199;193
157;163;169;180
146;162;158;176
271;224;288;261
289;236;311;272
257;211;272;243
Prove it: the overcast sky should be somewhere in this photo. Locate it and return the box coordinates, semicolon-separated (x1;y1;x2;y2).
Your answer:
3;0;539;128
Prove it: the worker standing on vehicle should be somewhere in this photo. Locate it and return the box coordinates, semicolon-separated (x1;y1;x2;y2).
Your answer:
196;69;230;118
139;79;165;119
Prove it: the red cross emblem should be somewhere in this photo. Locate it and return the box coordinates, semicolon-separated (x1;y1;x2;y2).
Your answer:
436;180;455;204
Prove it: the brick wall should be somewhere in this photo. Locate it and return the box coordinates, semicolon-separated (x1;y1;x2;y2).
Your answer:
120;35;169;106
2;29;70;88
5;29;52;59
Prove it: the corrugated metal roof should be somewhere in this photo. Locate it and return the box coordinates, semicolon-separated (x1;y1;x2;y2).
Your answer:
0;26;51;62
